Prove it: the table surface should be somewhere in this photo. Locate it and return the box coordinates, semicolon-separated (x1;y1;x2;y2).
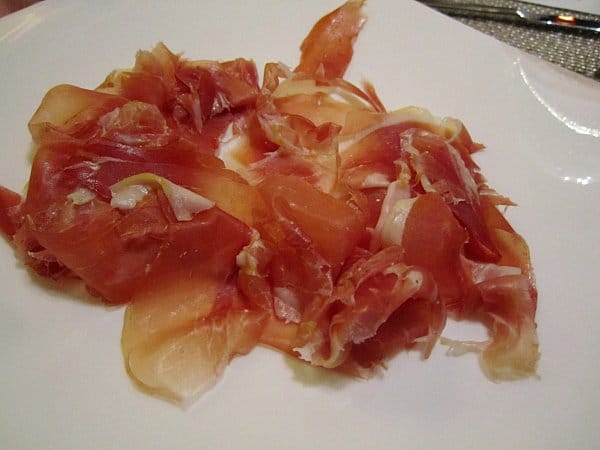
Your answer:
418;0;600;81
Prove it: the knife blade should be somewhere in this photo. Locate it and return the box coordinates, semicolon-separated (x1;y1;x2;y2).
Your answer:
418;1;600;33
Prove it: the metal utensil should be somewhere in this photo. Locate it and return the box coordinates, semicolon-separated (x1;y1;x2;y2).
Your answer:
419;1;600;33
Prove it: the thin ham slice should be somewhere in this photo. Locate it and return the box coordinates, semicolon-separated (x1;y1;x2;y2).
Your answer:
0;186;22;238
295;246;445;374
295;0;365;79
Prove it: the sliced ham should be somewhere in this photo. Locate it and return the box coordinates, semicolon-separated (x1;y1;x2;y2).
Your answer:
0;1;539;405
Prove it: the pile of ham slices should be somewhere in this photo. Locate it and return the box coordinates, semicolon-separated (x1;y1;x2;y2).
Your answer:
0;1;539;405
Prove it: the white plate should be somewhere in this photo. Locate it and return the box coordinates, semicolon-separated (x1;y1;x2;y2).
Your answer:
1;1;599;449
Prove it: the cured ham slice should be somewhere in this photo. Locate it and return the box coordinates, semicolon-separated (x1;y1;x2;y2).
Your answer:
0;1;539;405
0;186;22;237
121;213;260;403
237;175;367;325
295;0;365;79
294;246;445;373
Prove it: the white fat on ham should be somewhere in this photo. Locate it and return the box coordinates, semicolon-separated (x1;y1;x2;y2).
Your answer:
236;229;264;276
111;184;150;209
440;117;463;142
373;180;415;247
357;172;390;189
271;78;377;128
465;259;522;284
440;336;487;356
273;79;372;109
338;106;441;153
67;187;97;205
110;173;214;220
215;122;260;185
273;287;302;324
216;123;243;169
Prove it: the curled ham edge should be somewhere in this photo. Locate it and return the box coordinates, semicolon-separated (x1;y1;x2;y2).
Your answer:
108;173;215;221
372;187;539;380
